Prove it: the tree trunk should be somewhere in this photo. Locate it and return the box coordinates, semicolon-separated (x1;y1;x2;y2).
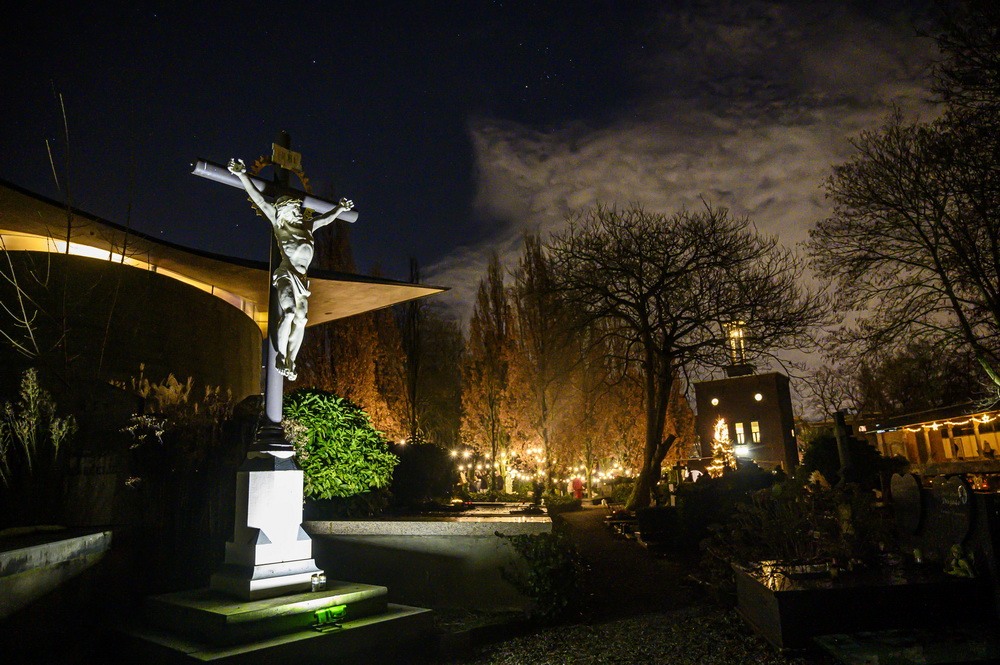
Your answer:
626;353;672;510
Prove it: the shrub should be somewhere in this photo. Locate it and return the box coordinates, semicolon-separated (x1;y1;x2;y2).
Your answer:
498;527;585;622
604;478;634;505
305;488;392;519
468;490;526;503
543;491;582;514
673;463;775;549
0;368;77;525
284;389;398;500
699;477;896;596
391;442;455;507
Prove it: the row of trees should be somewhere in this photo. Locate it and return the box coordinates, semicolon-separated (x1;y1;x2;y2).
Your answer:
311;0;1000;507
295;202;822;510
463;206;824;509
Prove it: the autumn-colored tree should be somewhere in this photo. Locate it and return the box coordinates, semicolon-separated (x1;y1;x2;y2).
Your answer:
563;322;630;494
412;307;463;447
661;377;699;468
461;252;511;490
505;234;577;489
293;220;402;439
399;258;424;443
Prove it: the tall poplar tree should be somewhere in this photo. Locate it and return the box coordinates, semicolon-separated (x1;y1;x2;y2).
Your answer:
506;233;576;489
460;252;511;490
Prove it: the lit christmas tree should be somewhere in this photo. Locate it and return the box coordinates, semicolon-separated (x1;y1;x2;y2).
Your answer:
706;417;736;478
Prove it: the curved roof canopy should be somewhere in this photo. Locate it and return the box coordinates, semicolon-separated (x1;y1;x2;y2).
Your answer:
0;181;444;330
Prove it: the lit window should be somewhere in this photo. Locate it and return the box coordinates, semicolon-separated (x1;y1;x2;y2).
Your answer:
735;422;746;444
711;397;719;406
754;393;763;402
751;421;760;443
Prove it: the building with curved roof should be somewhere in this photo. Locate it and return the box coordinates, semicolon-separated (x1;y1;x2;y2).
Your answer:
0;180;444;401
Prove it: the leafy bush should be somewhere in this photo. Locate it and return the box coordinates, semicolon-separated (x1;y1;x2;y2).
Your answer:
604;478;634;505
284;389;398;500
799;432;904;488
672;463;775;551
305;488;392;519
699;477;896;596
498;527;585;622
466;490;526;503
543;492;582;513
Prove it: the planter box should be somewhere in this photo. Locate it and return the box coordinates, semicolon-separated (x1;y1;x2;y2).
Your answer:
734;563;989;650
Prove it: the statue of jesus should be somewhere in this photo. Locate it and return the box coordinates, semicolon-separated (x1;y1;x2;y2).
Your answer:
228;158;354;381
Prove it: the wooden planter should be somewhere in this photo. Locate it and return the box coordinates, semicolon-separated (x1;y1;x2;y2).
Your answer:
734;562;988;650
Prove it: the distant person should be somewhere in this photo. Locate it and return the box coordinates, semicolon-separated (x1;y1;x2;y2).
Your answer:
572;476;584;500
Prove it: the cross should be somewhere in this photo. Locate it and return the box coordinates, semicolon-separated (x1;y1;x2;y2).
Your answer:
193;131;357;453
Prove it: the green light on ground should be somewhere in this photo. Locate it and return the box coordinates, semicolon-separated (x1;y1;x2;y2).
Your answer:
313;604;348;632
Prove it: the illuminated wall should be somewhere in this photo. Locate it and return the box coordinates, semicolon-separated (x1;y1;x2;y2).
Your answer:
0;251;261;402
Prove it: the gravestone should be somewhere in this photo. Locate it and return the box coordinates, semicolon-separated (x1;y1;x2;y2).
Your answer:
891;473;924;535
934;475;973;547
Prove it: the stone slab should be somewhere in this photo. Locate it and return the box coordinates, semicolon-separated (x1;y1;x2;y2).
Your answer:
126;602;434;664
209;558;322;601
145;581;388;646
305;517;550;537
0;528;112;619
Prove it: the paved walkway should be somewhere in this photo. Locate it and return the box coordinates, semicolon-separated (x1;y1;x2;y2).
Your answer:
557;504;699;622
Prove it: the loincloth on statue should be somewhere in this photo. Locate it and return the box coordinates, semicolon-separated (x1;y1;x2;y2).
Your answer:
272;264;311;302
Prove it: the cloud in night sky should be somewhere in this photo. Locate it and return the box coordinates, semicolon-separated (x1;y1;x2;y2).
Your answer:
427;1;939;322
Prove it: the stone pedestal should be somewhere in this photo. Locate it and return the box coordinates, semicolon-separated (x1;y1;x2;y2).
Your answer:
210;451;321;600
126;582;434;663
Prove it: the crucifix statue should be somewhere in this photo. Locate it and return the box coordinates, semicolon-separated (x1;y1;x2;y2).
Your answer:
226;158;353;381
193;132;357;453
193;133;356;598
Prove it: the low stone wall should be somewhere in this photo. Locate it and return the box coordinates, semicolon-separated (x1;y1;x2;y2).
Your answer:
0;527;113;619
305;517;551;610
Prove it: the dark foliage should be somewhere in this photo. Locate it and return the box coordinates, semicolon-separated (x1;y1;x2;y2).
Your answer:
498;526;586;622
390;441;455;507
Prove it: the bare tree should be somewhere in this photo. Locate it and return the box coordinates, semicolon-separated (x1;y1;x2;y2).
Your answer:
930;0;1000;111
808;108;1000;390
549;204;823;509
801;364;863;422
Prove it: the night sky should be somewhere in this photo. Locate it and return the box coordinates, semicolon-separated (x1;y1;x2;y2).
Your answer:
2;1;938;320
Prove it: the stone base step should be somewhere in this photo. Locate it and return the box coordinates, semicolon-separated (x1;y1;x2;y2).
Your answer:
143;581;389;646
125;601;434;664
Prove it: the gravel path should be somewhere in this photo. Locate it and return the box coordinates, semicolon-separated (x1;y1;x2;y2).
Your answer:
559;504;698;621
442;504;832;664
